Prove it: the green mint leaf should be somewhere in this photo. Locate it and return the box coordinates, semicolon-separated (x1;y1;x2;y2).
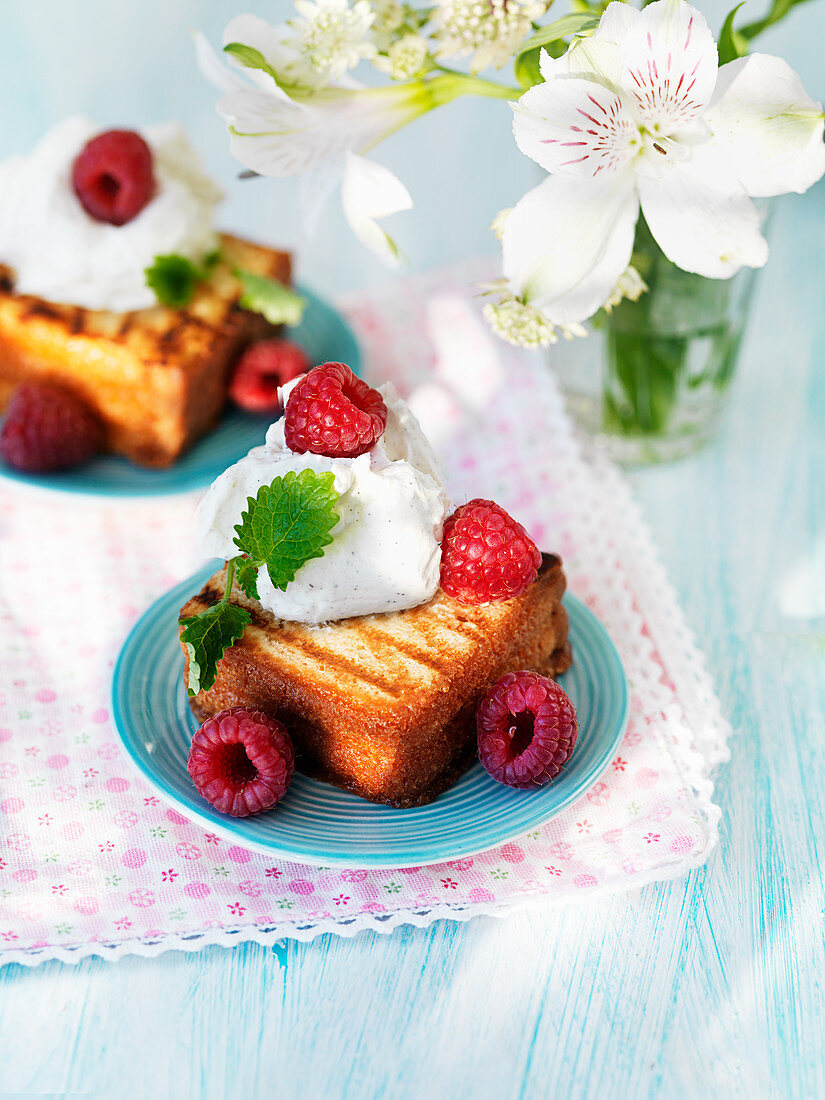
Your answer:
179;602;251;695
236;269;307;326
203;248;222;270
234;557;261;601
233;470;340;592
146;254;202;308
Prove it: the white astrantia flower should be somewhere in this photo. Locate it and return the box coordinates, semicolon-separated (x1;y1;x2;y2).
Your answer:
603;265;647;313
196;14;424;264
482;283;587;348
490;207;513;241
374;34;429;81
369;0;406;51
434;0;547;74
500;0;825;331
289;0;377;83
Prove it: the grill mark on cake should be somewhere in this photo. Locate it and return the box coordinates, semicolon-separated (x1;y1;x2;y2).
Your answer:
217;597;424;694
268;629;410;694
244;603;277;632
190;559;568;693
117;314;136;337
21;299;63;321
345;622;450;678
190;585;226;612
159;321;185;350
268;612;453;693
363;617;480;660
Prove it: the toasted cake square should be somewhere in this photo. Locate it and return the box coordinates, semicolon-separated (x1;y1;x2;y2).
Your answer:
0;233;291;467
180;553;572;807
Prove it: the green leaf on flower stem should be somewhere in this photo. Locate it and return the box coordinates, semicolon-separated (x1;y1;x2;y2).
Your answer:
738;0;809;42
223;42;279;83
515;37;570;89
516;13;600;59
233;470;340;592
236;269;307;326
179;601;252;696
718;2;748;64
515;48;544;91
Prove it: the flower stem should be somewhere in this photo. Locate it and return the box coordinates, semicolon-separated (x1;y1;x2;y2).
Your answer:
428;68;522;102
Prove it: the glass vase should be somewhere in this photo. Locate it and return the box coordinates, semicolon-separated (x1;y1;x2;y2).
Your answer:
553;216;764;465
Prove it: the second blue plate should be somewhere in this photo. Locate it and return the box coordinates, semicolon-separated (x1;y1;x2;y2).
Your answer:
112;569;629;869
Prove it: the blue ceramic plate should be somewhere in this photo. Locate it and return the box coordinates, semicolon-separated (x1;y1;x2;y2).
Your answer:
112;568;629;868
0;288;360;498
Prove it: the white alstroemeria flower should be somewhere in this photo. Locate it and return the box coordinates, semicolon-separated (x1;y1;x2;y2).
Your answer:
196;14;417;264
434;0;547;74
503;0;825;326
342;152;413;261
290;0;377;83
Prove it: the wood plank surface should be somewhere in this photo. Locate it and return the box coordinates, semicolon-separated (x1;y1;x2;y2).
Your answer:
0;192;823;1100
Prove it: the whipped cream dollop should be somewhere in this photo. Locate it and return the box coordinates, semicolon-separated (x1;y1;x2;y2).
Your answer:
0;116;223;312
195;383;451;623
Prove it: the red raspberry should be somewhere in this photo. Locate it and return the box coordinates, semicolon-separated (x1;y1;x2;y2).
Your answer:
440;499;542;605
229;339;311;414
188;706;294;818
284;361;387;458
0;382;103;472
477;671;578;789
72;129;155;226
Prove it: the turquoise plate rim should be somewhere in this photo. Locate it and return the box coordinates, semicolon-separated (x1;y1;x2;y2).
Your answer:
111;569;629;869
0;285;360;499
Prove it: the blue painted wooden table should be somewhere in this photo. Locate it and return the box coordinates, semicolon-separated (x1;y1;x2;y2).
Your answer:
0;192;823;1098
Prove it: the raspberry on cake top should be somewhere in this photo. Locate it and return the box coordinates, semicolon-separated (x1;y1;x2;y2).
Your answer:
0;116;223;312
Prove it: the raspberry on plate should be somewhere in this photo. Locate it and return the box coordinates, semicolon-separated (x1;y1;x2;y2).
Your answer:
477;671;578;789
440;499;542;605
229;339;311;414
0;382;103;472
284;361;387;458
72;129;155;226
187;706;295;818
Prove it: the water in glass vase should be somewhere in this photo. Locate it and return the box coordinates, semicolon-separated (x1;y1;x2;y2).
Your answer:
555;217;763;465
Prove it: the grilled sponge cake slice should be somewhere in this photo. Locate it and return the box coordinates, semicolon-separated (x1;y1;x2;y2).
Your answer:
0;233;291;468
180;553;572;807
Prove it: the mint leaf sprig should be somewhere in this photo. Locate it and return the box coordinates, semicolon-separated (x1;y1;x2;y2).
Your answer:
235;269;306;326
145;249;306;326
179;469;340;695
233;469;340;592
179;559;251;696
145;250;221;308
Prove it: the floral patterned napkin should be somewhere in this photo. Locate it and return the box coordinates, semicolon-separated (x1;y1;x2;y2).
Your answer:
0;265;728;965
